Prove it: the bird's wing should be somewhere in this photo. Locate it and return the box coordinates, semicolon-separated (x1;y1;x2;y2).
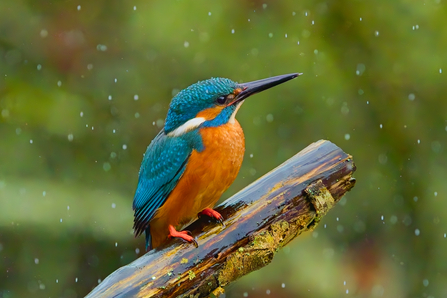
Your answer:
132;131;192;237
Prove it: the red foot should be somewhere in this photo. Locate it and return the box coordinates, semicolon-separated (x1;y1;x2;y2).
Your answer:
199;208;224;225
168;225;198;247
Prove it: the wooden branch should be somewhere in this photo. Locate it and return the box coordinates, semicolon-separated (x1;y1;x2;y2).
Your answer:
86;140;356;298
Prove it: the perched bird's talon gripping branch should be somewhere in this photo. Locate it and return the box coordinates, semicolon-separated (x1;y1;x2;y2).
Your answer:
132;73;301;251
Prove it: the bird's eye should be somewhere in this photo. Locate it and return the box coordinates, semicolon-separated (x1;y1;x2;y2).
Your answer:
217;96;226;105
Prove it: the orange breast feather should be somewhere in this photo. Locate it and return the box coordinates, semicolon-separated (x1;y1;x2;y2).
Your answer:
149;120;245;247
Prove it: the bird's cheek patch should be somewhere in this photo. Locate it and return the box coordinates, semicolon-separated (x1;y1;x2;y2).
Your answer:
196;106;225;120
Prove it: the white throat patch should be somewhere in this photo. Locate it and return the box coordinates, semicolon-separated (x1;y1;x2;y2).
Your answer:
167;117;206;137
229;101;244;124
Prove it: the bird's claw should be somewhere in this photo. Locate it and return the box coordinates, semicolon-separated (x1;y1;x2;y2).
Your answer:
168;225;197;248
199;208;225;227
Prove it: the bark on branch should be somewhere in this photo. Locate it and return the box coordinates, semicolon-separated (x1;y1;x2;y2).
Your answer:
86;140;357;298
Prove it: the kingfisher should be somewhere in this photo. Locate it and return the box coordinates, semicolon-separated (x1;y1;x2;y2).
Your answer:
133;73;301;250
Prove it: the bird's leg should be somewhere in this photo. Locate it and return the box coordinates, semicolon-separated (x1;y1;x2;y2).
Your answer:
168;225;198;247
198;208;225;227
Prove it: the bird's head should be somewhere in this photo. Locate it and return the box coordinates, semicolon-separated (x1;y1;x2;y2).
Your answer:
164;73;301;136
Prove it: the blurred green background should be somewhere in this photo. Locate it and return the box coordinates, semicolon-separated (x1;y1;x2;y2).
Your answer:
1;0;447;297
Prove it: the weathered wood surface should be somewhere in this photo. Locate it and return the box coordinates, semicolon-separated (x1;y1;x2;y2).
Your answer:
86;140;356;298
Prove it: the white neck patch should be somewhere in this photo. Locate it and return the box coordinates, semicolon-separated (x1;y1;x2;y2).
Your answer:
167;117;206;137
229;101;244;124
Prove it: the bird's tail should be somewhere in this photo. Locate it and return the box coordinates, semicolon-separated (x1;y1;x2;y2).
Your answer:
145;226;152;251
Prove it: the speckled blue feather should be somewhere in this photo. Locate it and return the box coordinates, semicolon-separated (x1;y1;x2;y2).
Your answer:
164;78;238;133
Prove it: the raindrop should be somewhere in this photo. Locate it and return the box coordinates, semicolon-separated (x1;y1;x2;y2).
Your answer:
379;124;383;129
266;114;274;122
134;95;139;100
135;248;140;254
413;196;418;202
80;111;84;117
249;154;253;158
97;44;108;51
57;81;62;87
30;139;33;144
390;215;398;224
262;4;267;9
374;31;379;36
122;144;127;150
40;29;48;38
184;41;190;48
37;64;42;70
108;95;112;100
358;89;364;95
423;279;429;287
243;293;248;297
67;206;70;210
112;203;116;208
381;215;384;220
285;33;287;38
281;283;285;288
56;279;59;283
266;289;271;295
360;17;362;21
231;29;235;34
356;63;366;76
35;258;39;264
115;242;118;247
60;218;63;223
87;64;93;70
75;277;78;282
208;12;211;16
439;68;442;74
408;93;415;100
43;191;46;196
417;139;421;144
434;192;438;197
77;5;81;11
415;229;420;236
135;112;140;118
68;134;74;142
114;78;117;83
268;33;273;38
344;134;350;140
133;6;136;10
103;162;111;172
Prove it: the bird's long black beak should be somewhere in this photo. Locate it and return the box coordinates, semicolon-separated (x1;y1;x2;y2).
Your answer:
234;73;302;103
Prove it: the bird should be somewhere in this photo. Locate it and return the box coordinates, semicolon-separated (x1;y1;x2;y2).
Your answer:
132;73;301;250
